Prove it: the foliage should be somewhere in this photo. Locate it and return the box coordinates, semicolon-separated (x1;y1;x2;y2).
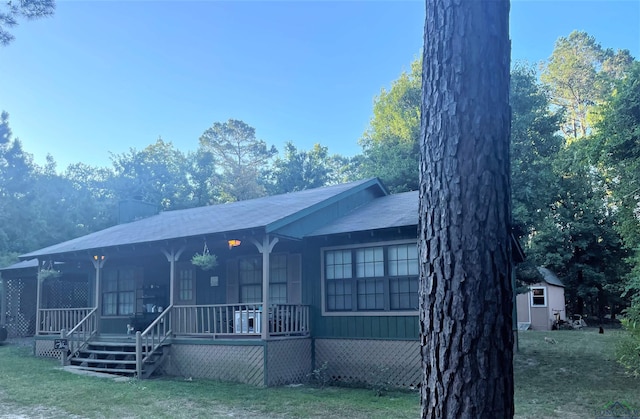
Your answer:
510;64;564;241
110;137;194;210
191;252;218;271
540;31;633;140
267;142;336;195
199;119;277;202
36;268;60;281
307;361;331;389
357;58;421;193
0;0;55;46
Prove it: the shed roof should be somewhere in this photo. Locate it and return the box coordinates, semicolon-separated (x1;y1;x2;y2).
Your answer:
308;191;418;236
537;267;565;288
20;178;385;259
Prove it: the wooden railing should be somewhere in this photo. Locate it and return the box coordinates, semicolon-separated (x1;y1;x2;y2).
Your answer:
172;304;309;338
269;304;310;336
60;308;97;363
136;305;173;378
38;308;94;335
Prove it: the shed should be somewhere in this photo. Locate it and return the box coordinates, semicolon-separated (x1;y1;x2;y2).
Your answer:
516;267;566;331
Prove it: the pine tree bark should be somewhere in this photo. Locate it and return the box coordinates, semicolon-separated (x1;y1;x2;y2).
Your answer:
418;0;513;418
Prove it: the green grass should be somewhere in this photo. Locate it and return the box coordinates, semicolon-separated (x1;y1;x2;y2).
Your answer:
515;329;640;418
1;329;638;418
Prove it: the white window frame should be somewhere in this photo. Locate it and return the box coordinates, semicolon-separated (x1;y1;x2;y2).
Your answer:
320;239;419;317
530;286;547;307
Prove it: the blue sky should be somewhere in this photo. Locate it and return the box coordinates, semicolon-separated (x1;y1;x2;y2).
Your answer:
1;0;639;170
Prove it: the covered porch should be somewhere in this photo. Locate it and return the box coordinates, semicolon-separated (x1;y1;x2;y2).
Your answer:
32;232;311;385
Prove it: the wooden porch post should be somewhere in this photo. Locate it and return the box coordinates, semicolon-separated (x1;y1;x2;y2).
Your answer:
253;235;279;340
35;260;42;335
161;247;185;307
92;255;106;335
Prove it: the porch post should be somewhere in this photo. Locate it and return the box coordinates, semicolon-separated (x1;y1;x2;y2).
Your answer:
162;247;185;306
92;255;106;335
35;260;42;335
1;273;6;327
253;235;279;340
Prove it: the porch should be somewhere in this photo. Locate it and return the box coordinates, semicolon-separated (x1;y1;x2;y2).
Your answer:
35;303;311;385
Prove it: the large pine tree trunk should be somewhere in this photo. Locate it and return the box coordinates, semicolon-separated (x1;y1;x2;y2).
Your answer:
419;1;513;418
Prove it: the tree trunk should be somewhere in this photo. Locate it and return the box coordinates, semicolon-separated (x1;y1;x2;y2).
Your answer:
419;1;513;418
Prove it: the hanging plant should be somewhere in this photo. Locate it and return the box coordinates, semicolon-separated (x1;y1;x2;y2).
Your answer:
38;261;61;281
191;242;218;271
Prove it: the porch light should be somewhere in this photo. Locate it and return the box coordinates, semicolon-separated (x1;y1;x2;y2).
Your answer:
228;239;241;249
93;255;105;261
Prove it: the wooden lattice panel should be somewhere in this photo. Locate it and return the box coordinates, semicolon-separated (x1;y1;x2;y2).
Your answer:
43;278;89;309
35;339;61;359
314;339;421;388
266;339;312;386
166;343;265;386
5;279;37;338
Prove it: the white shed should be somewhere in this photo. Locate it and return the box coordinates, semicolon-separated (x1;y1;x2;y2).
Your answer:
516;267;566;331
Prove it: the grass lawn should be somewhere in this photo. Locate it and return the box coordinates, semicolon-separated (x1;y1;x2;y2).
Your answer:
0;329;638;418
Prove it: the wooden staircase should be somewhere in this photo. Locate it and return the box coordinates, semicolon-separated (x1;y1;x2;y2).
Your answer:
68;337;168;379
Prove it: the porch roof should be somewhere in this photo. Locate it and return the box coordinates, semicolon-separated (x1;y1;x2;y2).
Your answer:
308;190;418;236
0;258;38;271
20;178;386;259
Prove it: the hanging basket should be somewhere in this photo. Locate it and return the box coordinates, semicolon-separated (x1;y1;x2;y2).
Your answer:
37;268;61;281
191;243;218;271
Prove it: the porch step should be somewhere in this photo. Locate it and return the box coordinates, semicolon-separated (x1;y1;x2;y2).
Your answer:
69;338;169;378
69;366;141;375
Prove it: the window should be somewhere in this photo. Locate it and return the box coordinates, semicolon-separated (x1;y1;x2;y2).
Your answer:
237;254;294;304
239;256;262;303
323;242;419;313
178;267;194;302
531;287;546;307
269;254;288;304
103;268;135;316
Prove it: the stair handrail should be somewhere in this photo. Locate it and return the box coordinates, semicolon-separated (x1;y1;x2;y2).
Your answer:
136;305;173;378
61;307;98;364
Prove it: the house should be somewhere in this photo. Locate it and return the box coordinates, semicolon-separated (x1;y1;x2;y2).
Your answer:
516;267;567;331
1;178;424;387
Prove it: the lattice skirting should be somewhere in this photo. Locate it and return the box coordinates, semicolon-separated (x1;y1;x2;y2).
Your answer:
314;339;420;388
266;339;312;386
5;279;37;338
166;343;266;386
35;339;62;360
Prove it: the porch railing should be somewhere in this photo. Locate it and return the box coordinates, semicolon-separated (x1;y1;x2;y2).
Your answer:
269;304;310;336
61;307;97;363
38;307;94;335
136;305;173;378
172;304;309;338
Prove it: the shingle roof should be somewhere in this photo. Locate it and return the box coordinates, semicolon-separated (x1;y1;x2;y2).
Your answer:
0;258;38;272
537;267;565;288
308;190;418;236
20;178;383;259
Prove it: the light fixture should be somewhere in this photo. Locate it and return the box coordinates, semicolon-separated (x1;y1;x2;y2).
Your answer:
228;239;241;249
93;255;105;261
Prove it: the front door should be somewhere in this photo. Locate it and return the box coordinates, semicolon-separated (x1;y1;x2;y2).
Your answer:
175;263;196;305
